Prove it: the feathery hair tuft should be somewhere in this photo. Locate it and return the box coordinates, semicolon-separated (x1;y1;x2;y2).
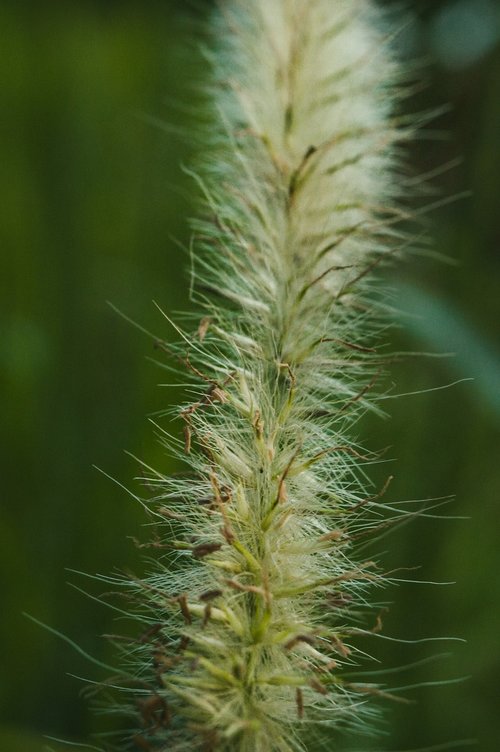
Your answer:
103;2;417;750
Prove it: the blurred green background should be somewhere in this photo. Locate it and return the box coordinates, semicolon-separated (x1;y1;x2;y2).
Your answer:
1;0;499;750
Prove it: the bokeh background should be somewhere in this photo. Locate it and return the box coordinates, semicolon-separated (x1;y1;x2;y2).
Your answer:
1;0;499;750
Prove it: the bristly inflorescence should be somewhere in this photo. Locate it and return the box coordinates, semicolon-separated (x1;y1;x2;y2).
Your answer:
106;2;417;751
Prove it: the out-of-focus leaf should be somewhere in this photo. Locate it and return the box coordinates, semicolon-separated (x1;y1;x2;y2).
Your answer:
397;281;500;416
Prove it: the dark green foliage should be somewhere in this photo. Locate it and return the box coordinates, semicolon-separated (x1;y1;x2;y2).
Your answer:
1;1;499;749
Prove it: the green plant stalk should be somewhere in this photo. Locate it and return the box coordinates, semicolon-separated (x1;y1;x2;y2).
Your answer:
105;2;416;750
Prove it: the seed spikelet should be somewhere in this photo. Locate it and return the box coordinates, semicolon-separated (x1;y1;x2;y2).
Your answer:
105;2;416;750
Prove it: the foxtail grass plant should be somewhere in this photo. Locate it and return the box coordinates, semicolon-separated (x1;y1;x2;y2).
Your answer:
92;1;427;750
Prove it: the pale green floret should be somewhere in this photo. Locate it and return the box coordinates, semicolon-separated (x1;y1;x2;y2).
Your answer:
113;1;413;750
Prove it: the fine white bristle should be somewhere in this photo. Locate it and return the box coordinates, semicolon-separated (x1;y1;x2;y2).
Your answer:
107;2;416;750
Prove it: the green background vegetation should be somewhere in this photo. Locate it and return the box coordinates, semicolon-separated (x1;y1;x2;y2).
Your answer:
1;0;499;749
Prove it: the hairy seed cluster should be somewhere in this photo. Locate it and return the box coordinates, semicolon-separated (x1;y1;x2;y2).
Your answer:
105;2;415;751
